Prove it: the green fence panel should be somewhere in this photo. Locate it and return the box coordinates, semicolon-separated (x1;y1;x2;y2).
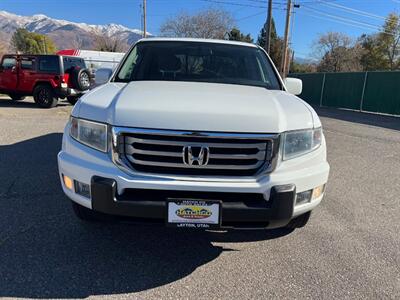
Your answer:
322;72;365;110
290;73;324;105
290;71;400;116
362;71;400;115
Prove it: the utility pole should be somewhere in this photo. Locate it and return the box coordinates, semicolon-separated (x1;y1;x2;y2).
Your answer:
143;0;147;38
281;0;292;78
265;0;273;54
43;36;47;54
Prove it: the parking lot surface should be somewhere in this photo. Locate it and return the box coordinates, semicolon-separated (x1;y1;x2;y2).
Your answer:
0;96;399;299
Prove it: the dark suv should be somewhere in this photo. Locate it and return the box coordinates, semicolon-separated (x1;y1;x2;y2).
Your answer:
0;54;91;108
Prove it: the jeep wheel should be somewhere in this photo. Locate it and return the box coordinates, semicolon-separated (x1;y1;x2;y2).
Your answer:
33;85;58;108
71;201;111;222
67;96;79;105
285;211;311;229
9;94;25;101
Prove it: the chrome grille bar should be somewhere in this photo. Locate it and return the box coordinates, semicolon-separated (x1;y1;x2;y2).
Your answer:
127;158;265;170
126;136;267;149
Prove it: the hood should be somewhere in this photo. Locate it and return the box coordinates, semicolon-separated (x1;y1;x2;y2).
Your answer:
76;81;315;133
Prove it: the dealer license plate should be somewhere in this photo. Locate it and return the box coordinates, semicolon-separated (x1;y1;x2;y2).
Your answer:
167;199;221;229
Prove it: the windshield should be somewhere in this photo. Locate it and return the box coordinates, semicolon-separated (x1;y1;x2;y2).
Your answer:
114;41;282;90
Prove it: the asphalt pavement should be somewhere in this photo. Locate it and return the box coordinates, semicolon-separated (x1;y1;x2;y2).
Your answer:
0;96;399;299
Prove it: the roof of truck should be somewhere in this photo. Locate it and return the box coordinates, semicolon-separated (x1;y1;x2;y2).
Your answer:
136;37;258;48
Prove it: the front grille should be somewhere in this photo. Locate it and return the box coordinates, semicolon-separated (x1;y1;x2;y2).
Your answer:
117;129;278;177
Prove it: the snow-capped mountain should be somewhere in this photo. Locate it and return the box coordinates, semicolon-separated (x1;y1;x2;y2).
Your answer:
0;10;149;51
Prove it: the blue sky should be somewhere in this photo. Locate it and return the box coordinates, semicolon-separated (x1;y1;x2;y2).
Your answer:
1;0;399;58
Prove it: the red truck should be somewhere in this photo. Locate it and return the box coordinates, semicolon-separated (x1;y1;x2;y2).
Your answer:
0;54;91;108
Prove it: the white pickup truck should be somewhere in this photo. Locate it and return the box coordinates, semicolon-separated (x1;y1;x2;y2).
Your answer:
58;38;329;230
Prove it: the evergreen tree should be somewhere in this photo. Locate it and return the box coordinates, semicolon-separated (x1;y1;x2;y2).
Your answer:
11;28;57;54
227;28;253;43
257;19;284;67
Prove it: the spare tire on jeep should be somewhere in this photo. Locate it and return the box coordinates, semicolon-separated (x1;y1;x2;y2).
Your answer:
70;68;91;91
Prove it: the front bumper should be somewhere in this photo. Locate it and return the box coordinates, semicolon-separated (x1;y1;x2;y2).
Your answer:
58;131;330;229
91;176;296;229
56;87;85;98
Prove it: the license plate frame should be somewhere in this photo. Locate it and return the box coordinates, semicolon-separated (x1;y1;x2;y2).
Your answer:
166;199;222;229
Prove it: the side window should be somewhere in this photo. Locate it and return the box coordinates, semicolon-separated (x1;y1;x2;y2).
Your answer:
21;58;35;70
63;57;86;73
63;58;73;73
39;57;59;73
2;58;16;69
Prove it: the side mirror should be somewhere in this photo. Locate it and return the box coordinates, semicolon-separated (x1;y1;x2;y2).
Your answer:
95;68;113;86
284;77;302;96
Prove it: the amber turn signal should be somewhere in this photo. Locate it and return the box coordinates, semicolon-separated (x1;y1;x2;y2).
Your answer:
312;184;325;200
63;175;74;190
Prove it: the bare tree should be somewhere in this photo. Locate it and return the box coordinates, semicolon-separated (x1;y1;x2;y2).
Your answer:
0;43;7;57
94;35;127;52
314;32;352;58
160;8;234;39
71;35;85;49
0;31;9;57
314;32;362;72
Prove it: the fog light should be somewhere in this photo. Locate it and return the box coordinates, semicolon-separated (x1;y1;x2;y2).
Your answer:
296;190;312;205
74;181;91;199
63;175;73;190
312;184;325;200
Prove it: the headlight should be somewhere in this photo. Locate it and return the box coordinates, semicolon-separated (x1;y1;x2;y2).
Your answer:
70;117;108;152
282;128;322;160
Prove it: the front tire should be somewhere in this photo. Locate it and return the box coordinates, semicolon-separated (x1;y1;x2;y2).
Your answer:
285;211;311;229
33;85;58;108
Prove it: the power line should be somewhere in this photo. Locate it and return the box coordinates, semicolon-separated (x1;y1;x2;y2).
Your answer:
199;0;266;9
302;6;386;32
236;11;266;22
299;8;394;36
319;1;386;21
198;0;285;9
299;10;375;31
244;0;287;5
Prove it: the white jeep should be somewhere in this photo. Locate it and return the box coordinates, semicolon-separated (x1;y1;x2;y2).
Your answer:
58;38;329;230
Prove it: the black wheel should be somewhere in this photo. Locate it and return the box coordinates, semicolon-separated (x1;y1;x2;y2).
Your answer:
71;68;91;91
33;85;58;108
67;96;79;105
9;94;25;101
285;211;311;229
71;201;109;222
